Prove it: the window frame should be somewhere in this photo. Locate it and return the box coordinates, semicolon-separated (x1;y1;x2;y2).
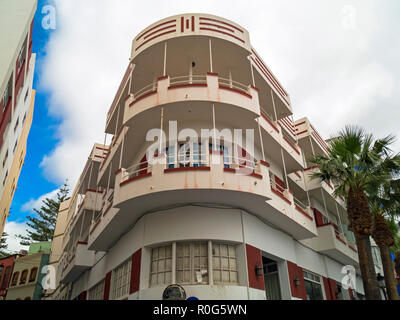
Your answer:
29;267;38;283
111;258;132;300
149;241;239;288
19;269;28;285
303;269;324;300
88;279;105;300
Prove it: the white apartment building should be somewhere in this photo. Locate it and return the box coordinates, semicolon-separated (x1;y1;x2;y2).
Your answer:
51;13;373;300
0;0;37;235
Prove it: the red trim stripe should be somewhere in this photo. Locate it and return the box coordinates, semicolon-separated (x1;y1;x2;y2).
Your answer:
199;22;234;33
199;27;245;43
261;112;280;133
251;57;290;106
143;24;175;40
199;17;244;33
218;85;252;98
135;29;176;51
168;83;207;90
251;49;288;96
283;136;300;155
137;19;176;40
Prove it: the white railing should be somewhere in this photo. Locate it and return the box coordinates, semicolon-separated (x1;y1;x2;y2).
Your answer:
122;160;153;183
218;77;249;93
222;155;256;172
293;196;308;211
133;82;157;100
169;75;207;86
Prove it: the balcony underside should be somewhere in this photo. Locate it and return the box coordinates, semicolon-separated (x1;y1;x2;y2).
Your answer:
90;186;315;251
61;264;91;284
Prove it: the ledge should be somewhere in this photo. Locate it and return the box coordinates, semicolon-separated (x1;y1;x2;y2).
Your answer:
261;113;279;133
129;90;157;107
164;166;211;173
168;83;207;90
271;187;292;205
120;172;152;186
102;203;113;217
295;205;313;221
218;85;252;99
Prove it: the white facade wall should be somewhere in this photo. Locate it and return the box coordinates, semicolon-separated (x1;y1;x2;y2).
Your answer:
67;206;364;300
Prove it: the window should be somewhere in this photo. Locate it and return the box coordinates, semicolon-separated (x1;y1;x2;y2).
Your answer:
22;112;27;125
150;245;172;287
3;170;8;186
1;266;11;289
176;242;208;284
149;241;239;288
19;269;28;285
111;259;132;300
303;270;324;300
14;117;19;133
29;267;38;283
88;279;105;300
212;243;238;284
24;88;29;103
2;150;8;168
17;43;26;72
11;272;19;286
13;139;18;154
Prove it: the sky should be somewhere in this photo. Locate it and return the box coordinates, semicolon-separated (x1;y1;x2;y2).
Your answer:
4;0;400;253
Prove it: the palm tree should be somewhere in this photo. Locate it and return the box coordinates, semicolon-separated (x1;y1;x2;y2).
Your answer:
310;126;400;300
367;180;400;300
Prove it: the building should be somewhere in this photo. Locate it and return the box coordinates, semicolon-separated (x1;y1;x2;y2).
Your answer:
5;241;51;300
0;0;37;235
43;198;71;300
51;13;378;300
0;253;25;300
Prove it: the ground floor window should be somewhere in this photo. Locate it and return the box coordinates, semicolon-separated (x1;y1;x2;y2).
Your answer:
150;241;239;287
111;259;132;300
303;270;324;300
88;279;105;300
150;245;172;286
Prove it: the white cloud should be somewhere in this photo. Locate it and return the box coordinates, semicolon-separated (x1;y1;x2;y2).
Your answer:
21;189;59;212
38;0;400;186
3;221;29;254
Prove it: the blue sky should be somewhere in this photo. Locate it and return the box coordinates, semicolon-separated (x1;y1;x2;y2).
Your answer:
4;0;400;253
8;1;60;226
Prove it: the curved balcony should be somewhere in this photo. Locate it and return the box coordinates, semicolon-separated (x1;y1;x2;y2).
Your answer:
123;73;260;129
88;153;317;251
131;14;251;59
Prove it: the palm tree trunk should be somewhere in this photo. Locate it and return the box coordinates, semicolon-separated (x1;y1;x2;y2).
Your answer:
355;235;382;300
379;245;399;300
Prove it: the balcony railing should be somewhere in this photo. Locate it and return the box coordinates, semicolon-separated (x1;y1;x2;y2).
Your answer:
169;75;207;87
218;77;249;94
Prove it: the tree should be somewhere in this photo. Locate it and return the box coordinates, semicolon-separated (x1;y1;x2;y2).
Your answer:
310;126;400;300
0;232;9;257
367;179;400;300
17;182;70;246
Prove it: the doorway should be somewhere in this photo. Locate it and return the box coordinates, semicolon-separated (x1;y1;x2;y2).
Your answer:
263;256;282;300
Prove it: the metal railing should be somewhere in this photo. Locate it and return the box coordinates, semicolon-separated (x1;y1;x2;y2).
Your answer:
169;75;207;86
132;82;158;101
218;77;249;93
293;196;308;211
122;160;153;183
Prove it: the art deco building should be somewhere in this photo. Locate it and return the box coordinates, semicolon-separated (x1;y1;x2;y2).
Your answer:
0;0;37;236
51;13;372;300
